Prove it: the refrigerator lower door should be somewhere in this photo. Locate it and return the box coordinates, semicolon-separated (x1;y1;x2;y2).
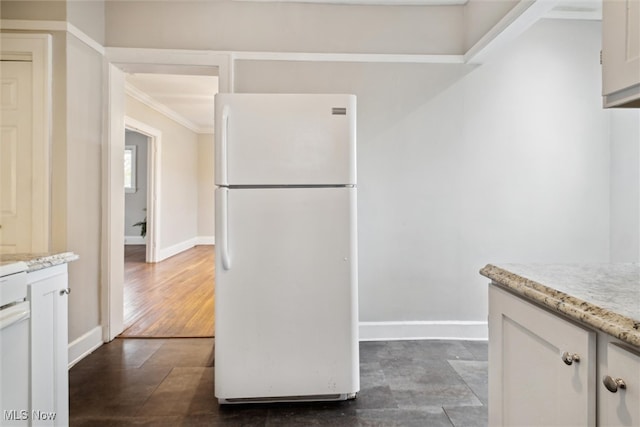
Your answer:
214;187;359;403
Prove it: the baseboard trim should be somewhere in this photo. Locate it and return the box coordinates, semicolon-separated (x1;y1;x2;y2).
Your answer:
124;235;146;245
196;236;215;245
158;237;198;261
359;320;488;341
68;326;103;368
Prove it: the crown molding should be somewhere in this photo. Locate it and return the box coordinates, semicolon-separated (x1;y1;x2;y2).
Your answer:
125;82;206;134
232;51;465;64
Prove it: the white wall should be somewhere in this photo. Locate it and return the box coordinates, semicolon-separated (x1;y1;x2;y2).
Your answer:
0;1;67;21
125;95;199;253
66;0;105;45
65;33;103;342
124;130;148;239
235;19;613;325
198;133;215;242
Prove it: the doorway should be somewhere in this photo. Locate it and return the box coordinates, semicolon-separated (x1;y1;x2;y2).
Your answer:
104;51;228;341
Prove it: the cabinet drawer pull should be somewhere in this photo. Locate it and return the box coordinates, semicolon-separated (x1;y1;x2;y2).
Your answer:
59;288;71;296
603;376;626;393
561;351;581;365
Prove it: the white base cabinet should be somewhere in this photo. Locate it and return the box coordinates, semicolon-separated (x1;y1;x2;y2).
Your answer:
598;336;640;426
27;264;69;427
490;284;640;427
489;285;597;426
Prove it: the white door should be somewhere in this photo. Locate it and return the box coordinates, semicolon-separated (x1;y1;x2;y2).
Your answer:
214;186;359;400
215;94;356;186
0;61;32;253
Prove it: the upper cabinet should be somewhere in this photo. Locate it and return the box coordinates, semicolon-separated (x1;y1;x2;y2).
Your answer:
602;0;640;107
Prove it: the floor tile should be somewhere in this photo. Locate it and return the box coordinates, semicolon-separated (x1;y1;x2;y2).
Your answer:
355;407;454;427
447;360;488;405
142;338;214;368
443;405;489;427
71;338;165;371
265;401;358;426
461;341;488;361
137;367;216;416
392;385;482;410
381;359;468;391
69;365;172;417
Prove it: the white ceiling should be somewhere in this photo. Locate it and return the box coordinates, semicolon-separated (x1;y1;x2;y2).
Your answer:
125;73;219;134
123;0;601;135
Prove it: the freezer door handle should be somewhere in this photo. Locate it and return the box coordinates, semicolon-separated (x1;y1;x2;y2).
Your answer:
220;188;231;270
220;105;230;185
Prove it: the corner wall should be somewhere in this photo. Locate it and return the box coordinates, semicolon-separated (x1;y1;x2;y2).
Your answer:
235;19;612;334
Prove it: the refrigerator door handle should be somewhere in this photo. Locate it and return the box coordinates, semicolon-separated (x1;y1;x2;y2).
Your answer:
220;188;232;270
220;105;230;185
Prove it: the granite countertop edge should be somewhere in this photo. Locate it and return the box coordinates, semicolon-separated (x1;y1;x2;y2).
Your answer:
1;252;79;273
480;264;640;349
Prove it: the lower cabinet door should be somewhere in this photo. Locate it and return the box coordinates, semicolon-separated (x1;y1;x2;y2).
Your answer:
489;285;597;426
601;343;640;426
28;265;69;427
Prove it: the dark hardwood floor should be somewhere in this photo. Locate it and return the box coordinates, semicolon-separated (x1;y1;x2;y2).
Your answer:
120;245;215;338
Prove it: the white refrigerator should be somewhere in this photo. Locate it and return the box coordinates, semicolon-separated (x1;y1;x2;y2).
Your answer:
214;93;360;404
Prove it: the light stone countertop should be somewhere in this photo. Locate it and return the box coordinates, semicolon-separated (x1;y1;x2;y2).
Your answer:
480;263;640;348
0;252;79;273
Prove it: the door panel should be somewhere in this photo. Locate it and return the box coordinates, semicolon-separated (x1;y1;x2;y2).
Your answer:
215;187;358;399
0;61;32;253
489;285;596;426
601;343;640;426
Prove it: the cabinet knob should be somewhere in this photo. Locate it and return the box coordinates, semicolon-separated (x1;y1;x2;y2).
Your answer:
603;375;626;393
561;351;581;365
59;288;71;296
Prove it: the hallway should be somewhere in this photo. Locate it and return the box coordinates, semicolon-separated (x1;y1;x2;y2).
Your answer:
121;245;215;338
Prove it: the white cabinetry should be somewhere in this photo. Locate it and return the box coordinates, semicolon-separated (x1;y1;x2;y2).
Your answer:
27;264;69;426
602;0;640;107
599;339;640;426
489;285;597;426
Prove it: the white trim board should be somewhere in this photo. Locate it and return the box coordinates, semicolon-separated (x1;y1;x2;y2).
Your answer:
68;326;103;368
197;236;215;245
464;0;559;64
157;237;199;262
359;321;488;341
124;236;146;245
232;51;465;64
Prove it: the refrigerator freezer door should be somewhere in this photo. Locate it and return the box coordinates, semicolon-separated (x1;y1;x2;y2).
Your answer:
214;187;359;400
215;94;356;186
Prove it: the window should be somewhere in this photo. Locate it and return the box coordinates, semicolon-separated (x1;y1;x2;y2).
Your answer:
124;145;137;193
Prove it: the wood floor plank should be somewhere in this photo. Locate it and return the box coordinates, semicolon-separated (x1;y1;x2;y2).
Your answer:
120;245;215;338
